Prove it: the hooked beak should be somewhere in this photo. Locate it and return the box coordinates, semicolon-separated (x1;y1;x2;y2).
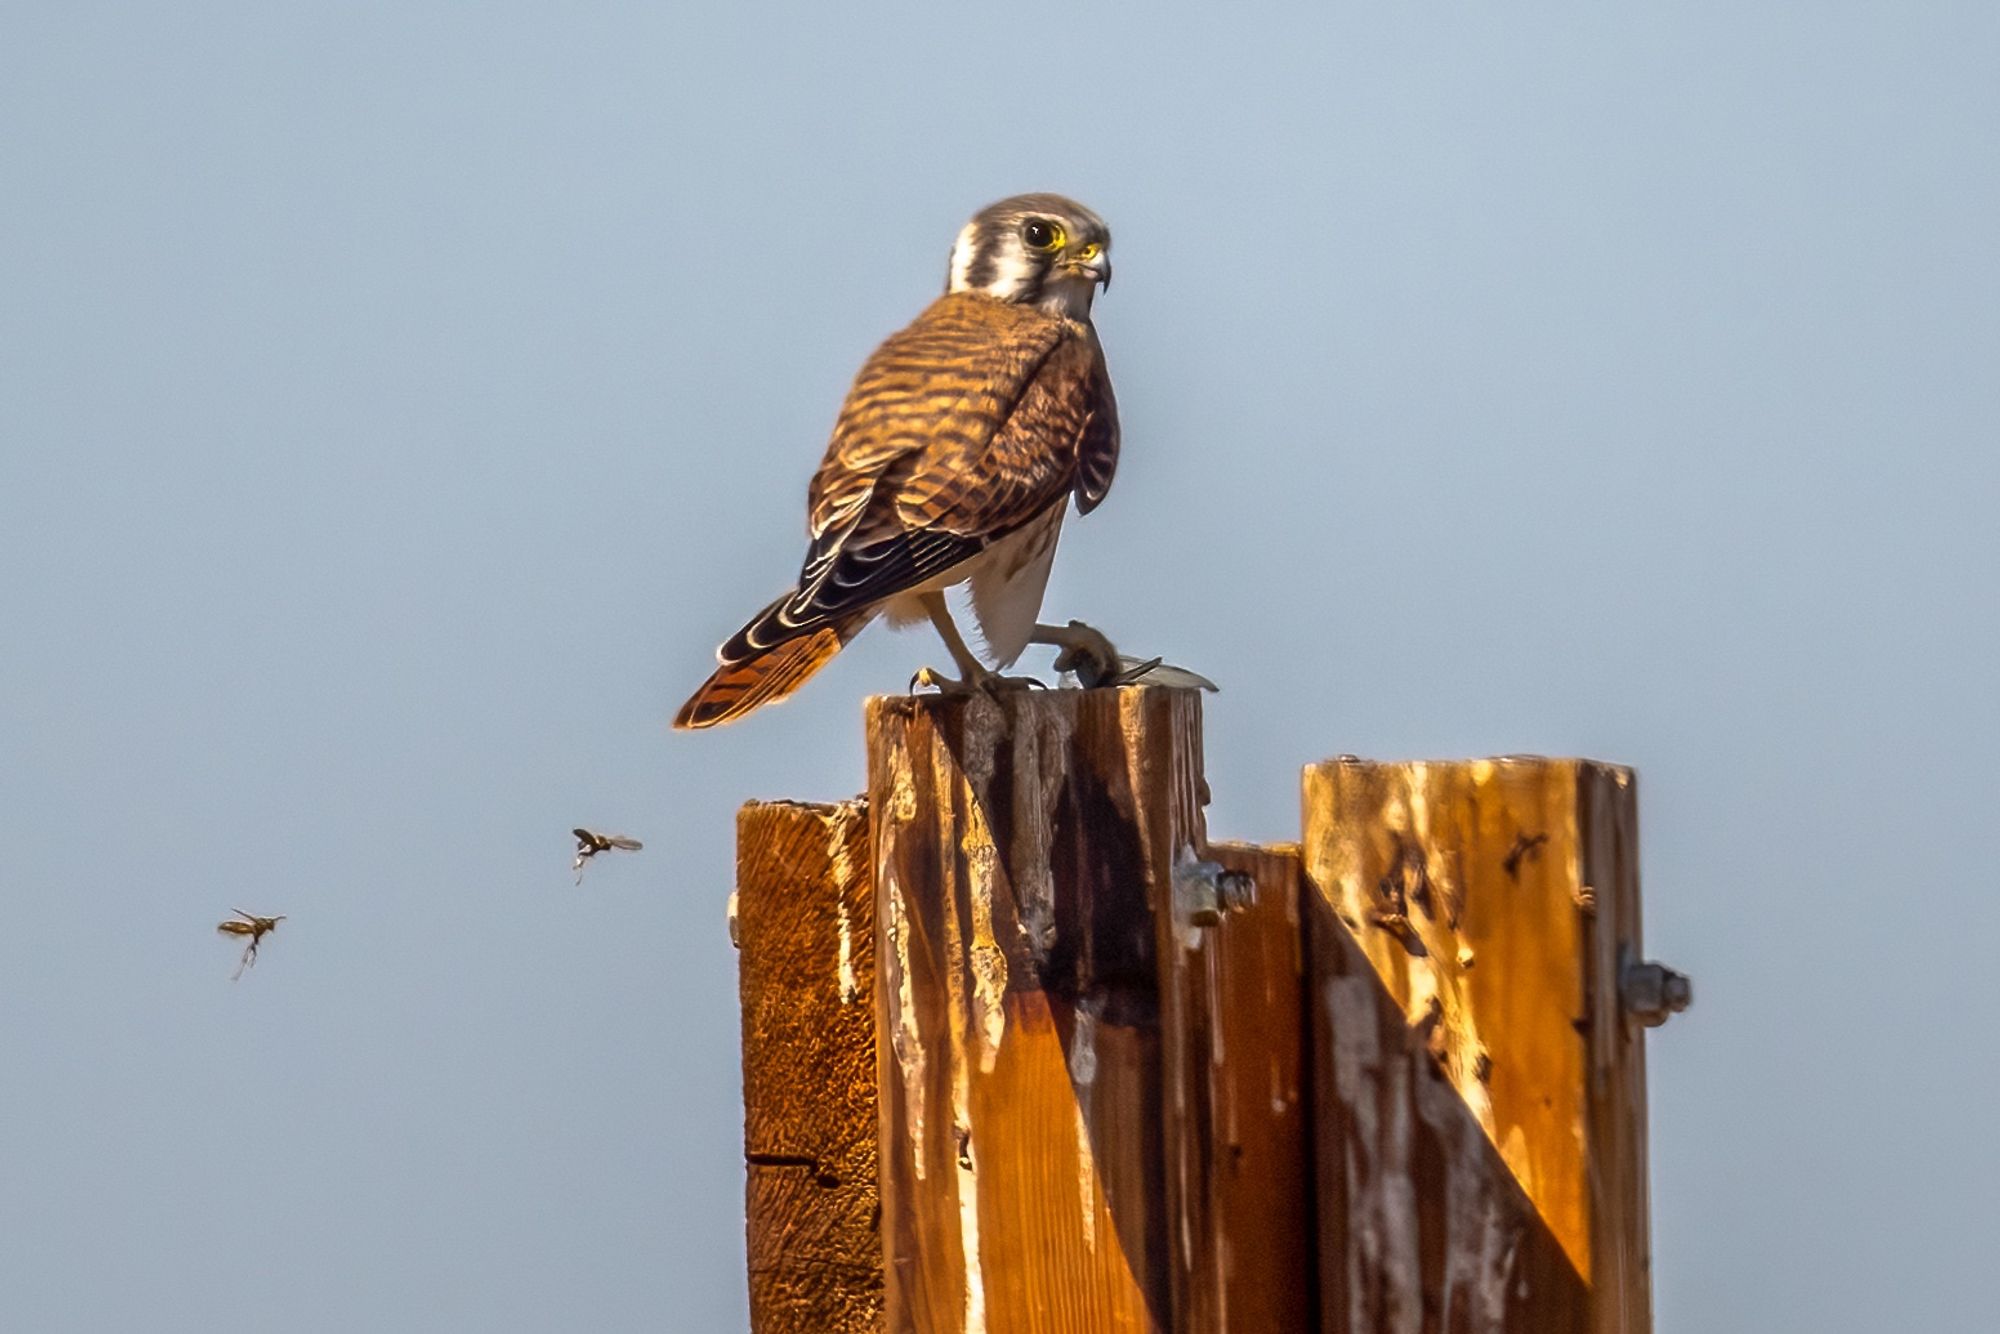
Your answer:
1062;249;1112;291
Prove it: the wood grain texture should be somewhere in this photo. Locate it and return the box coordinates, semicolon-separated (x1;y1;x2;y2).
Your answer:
1577;767;1653;1332
1302;757;1652;1334
869;685;1319;1334
868;688;1187;1334
1160;840;1316;1333
737;800;883;1334
734;721;1662;1334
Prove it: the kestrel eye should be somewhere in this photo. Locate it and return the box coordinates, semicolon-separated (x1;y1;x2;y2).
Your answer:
1021;219;1063;252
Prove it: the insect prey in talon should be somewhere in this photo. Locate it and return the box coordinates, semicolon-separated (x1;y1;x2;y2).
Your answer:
573;828;643;884
217;909;285;981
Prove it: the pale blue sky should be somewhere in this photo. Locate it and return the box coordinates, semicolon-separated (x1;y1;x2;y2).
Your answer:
3;5;1995;1331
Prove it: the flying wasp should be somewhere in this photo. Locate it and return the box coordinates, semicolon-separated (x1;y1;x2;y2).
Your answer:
573;828;642;885
217;909;285;981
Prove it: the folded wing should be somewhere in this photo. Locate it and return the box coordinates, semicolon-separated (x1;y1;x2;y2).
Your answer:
674;294;1120;728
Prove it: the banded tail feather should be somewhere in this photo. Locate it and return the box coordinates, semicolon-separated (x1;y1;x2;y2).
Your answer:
673;603;873;729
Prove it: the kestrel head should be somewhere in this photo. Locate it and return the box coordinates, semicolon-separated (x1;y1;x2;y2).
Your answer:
946;193;1112;321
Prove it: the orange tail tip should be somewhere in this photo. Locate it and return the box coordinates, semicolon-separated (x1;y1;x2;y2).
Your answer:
673;622;856;729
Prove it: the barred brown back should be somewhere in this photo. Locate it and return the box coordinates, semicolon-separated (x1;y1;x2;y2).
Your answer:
808;292;1114;545
674;289;1118;728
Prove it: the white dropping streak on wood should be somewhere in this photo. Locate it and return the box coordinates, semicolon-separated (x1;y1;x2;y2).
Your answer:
1067;1001;1099;1251
959;698;1009;1072
957;1104;988;1334
1069;1002;1099;1089
964;839;1007;1072
1067;999;1100;1251
826;806;865;1007
825;804;863;890
928;712;988;1332
836;897;859;1006
1208;942;1228;1069
881;743;927;1181
884;869;926;1182
1073;1084;1098;1253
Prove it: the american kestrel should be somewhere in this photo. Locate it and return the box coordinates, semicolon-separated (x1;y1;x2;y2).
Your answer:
674;193;1126;730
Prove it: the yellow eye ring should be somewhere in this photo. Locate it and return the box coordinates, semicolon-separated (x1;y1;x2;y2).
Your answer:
1021;218;1065;252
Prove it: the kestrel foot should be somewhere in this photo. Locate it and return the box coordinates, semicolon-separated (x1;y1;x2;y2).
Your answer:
910;665;977;696
910;665;1045;697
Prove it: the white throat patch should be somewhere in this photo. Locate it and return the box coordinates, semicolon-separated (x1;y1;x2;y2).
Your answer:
1036;274;1097;321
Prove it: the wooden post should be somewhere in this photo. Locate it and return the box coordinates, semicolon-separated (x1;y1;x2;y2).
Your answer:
1165;839;1315;1331
731;704;1684;1334
1301;758;1662;1333
866;687;1312;1334
736;800;883;1333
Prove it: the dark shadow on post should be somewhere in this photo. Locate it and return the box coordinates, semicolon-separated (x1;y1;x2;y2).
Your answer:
1305;884;1592;1334
882;686;1311;1333
924;689;1173;1329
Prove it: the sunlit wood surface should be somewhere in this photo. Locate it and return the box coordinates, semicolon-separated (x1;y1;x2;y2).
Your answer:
733;707;1666;1334
1302;757;1652;1333
737;800;883;1333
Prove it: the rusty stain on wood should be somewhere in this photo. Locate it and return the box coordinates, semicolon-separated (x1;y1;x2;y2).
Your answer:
1302;757;1653;1333
737;799;883;1333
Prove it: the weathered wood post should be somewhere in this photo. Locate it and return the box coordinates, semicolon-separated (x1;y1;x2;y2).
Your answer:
1300;758;1677;1332
736;801;883;1333
865;688;1312;1334
731;690;1687;1333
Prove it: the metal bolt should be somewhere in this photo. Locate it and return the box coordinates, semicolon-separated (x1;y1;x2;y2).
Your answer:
1173;846;1255;927
1619;952;1692;1027
1218;869;1255;911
